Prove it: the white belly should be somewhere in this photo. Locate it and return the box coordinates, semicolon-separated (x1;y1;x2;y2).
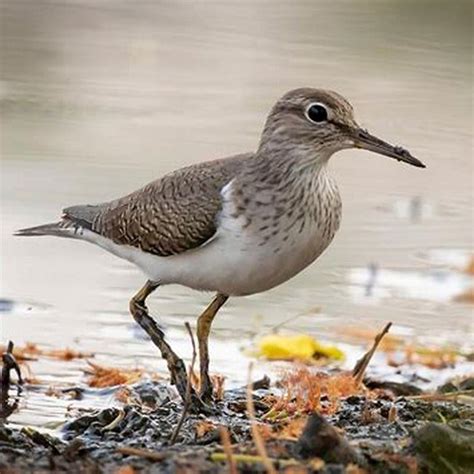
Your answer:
83;210;336;297
165;217;334;296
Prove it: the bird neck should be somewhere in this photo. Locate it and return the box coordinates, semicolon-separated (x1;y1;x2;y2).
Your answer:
248;146;332;188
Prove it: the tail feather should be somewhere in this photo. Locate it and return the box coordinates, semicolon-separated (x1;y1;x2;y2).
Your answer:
15;220;81;238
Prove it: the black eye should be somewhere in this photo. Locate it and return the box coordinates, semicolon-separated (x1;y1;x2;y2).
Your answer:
306;103;328;123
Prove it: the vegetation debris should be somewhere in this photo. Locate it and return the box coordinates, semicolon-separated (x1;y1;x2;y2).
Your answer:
84;361;147;388
257;333;345;362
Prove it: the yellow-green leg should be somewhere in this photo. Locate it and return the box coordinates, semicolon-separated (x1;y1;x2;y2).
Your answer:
197;293;228;402
129;280;206;411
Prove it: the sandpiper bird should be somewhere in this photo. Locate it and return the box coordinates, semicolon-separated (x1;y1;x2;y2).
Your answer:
17;88;425;409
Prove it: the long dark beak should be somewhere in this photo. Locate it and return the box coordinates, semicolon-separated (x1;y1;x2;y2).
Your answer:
353;128;426;168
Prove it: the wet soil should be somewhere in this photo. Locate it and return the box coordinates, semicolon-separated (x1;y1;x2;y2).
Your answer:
1;378;473;474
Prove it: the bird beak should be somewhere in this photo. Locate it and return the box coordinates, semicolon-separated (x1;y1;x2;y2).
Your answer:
352;128;426;168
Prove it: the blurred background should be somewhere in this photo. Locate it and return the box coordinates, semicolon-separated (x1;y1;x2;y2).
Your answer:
1;0;472;427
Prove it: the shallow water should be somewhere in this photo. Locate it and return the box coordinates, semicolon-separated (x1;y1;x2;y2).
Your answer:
1;0;473;428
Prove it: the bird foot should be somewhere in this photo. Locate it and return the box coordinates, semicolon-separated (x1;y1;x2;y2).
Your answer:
129;298;216;415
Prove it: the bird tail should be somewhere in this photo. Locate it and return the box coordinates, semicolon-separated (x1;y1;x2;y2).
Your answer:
15;219;83;239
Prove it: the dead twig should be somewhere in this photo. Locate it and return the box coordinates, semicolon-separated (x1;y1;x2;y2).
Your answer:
117;446;166;461
246;362;276;474
170;322;197;444
102;408;126;431
219;426;237;474
406;390;474;402
352;322;392;386
1;341;23;420
210;452;300;467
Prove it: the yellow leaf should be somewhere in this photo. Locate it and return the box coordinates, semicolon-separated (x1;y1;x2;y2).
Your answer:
257;334;344;361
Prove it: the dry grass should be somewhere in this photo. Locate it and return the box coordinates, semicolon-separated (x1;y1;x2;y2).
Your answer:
84;361;146;388
340;327;464;369
272;368;360;417
387;346;458;369
0;342;94;362
219;426;237;474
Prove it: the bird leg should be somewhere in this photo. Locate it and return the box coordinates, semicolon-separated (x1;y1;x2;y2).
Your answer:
196;293;228;402
129;281;206;411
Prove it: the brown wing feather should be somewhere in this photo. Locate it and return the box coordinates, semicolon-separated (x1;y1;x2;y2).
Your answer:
65;153;252;257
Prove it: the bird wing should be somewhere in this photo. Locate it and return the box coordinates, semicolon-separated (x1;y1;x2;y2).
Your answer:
63;153;253;257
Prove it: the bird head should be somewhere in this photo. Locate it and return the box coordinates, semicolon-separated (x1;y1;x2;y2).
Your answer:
258;88;425;169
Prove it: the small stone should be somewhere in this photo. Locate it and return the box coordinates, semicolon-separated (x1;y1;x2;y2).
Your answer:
294;413;363;466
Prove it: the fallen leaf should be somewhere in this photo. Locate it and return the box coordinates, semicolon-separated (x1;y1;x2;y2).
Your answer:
276;417;307;440
463;256;474;275
453;287;474;304
0;342;93;361
257;334;344;362
387;345;458;370
195;420;216;438
84;361;144;388
115;467;136;474
115;387;133;404
211;374;226;401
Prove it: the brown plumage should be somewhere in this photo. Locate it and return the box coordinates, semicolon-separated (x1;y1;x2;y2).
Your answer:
64;153;253;256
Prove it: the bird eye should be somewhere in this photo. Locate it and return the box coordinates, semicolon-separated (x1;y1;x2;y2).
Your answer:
306;103;328;123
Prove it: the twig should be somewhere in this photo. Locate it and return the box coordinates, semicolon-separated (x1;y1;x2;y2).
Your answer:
102;408;125;431
246;362;276;474
170;322;197;444
406;390;474;401
210;452;300;467
117;446;166;461
219;426;237;474
352;322;392;386
1;341;23;420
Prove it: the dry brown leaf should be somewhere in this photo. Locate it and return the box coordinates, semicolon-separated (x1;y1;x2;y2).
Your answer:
195;420;216;438
211;374;226;401
24;376;42;385
388;405;397;423
276;417;307;440
283;466;309;474
464;256;474;275
115;467;136;474
0;342;38;361
308;458;325;471
453;287;474;304
361;403;382;425
84;361;144;388
387;345;457;369
44;386;60;397
346;464;368;474
0;342;93;361
45;347;93;361
115;387;133;404
189;366;200;390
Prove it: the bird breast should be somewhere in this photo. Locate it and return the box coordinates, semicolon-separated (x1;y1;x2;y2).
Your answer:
208;168;342;295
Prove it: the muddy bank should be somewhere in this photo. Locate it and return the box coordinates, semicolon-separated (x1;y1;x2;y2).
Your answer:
1;376;473;474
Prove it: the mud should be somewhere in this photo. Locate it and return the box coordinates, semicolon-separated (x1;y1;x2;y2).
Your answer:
1;378;473;473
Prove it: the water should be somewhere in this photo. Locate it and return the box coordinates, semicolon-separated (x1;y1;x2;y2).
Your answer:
1;0;472;428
